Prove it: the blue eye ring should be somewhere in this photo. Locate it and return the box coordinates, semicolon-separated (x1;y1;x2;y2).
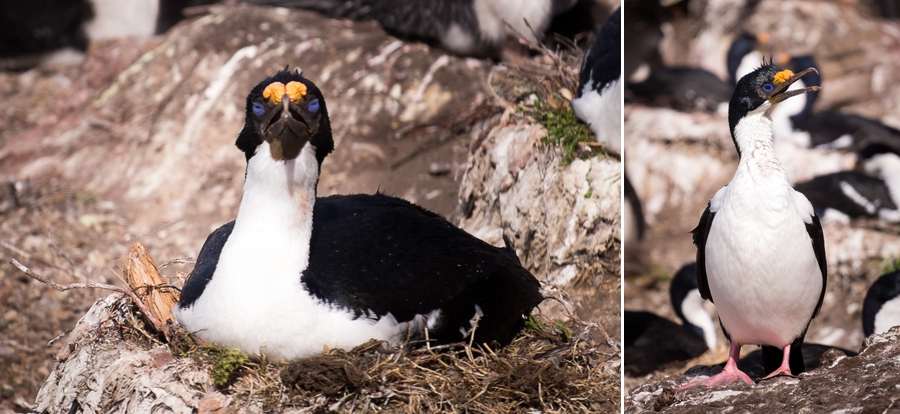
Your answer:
762;83;775;93
252;102;265;116
308;98;319;113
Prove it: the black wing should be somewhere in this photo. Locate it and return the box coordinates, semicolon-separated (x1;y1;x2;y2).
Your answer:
691;203;715;302
303;193;542;346
806;213;827;319
628;67;732;112
178;221;236;308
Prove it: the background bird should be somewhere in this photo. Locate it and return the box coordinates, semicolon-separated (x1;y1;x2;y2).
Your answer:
573;5;621;155
624;262;717;376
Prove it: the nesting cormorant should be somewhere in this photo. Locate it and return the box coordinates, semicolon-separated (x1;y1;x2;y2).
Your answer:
174;69;543;360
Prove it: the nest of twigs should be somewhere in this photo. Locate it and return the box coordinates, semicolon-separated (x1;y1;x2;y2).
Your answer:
20;243;620;413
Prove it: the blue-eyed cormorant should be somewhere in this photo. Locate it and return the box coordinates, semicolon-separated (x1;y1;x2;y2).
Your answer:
682;62;827;388
729;50;900;153
173;69;543;360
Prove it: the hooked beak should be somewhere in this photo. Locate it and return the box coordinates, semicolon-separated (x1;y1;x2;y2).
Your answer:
768;67;821;104
262;93;309;160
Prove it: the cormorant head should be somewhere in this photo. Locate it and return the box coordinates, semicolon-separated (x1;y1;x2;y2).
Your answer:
728;61;820;138
235;68;334;166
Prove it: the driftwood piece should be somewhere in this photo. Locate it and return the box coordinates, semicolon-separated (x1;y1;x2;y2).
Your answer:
123;243;179;327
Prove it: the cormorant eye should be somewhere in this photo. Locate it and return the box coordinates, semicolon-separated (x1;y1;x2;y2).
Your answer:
252;102;265;116
308;98;319;113
762;83;775;93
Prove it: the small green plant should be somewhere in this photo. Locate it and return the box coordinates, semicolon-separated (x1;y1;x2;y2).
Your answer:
882;258;900;274
533;95;595;165
199;344;249;387
554;322;573;341
524;313;546;332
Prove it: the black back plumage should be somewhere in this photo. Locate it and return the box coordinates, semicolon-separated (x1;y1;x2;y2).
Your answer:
794;172;898;219
577;6;620;98
179;194;543;347
862;270;900;337
628;66;732;112
304;193;542;346
0;0;92;65
248;0;486;54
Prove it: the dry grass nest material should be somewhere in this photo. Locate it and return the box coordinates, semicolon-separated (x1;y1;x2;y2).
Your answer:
18;242;620;413
489;45;603;164
133;298;619;413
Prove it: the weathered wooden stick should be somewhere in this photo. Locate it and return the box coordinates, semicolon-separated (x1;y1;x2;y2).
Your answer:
10;257;167;339
123;243;179;328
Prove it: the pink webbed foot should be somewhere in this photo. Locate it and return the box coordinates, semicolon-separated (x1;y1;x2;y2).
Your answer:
676;364;753;390
677;341;752;391
761;343;796;380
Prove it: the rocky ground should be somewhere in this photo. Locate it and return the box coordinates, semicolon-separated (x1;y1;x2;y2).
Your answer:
0;3;621;412
624;0;900;410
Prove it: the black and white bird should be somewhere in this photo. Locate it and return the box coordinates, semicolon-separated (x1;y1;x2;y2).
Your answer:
247;0;576;57
0;0;211;70
174;69;543;361
726;33;767;86
624;263;718;376
863;270;900;337
794;145;900;223
683;62;827;388
572;6;621;154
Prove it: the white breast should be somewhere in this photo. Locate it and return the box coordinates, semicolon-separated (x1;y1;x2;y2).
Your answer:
705;165;823;347
174;144;408;360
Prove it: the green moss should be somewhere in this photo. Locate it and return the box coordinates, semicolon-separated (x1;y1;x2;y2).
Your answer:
882;258;900;274
199;344;249;387
532;95;596;165
524;313;546;332
554;322;572;341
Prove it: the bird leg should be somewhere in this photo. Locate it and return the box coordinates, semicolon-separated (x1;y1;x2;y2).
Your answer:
677;341;752;390
761;343;794;380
